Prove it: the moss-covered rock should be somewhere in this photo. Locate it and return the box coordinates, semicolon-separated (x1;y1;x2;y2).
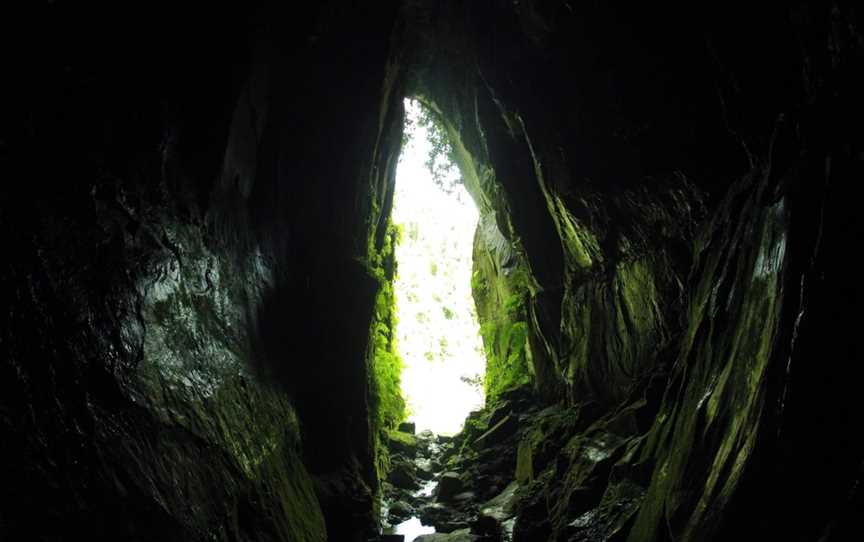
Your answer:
368;222;409;484
471;215;536;405
5;2;862;542
392;2;863;540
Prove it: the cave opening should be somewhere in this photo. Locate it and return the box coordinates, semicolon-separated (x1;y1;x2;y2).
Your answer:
391;98;486;436
14;4;863;542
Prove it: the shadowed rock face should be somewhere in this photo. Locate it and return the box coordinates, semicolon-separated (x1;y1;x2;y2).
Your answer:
3;1;862;541
4;3;403;541
398;2;863;540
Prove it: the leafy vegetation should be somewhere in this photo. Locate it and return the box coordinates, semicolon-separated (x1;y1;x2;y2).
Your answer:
389;97;486;434
366;222;407;478
459;372;484;390
402;100;462;195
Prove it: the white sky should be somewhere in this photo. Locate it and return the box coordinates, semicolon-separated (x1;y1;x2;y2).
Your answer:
391;99;486;435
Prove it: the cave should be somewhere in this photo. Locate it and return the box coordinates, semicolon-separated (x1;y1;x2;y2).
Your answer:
4;2;862;541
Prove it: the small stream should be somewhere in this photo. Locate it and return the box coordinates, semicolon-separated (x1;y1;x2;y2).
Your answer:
380;429;447;541
389;517;435;540
382;478;440;540
377;388;535;541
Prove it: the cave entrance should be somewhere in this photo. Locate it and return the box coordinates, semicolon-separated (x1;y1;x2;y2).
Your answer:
391;98;486;436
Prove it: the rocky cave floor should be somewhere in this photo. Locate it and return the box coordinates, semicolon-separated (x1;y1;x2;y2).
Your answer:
377;386;602;542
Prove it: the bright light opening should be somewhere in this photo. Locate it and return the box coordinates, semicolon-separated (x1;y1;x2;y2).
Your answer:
392;99;486;436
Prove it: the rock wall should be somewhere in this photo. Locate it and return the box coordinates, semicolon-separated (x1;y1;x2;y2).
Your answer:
3;2;403;541
3;1;862;541
398;1;863;540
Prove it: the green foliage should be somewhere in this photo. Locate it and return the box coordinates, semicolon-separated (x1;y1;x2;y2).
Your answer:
392;222;404;245
366;222;407;480
460;372;484;390
438;336;449;355
442;306;454;319
403;100;462;195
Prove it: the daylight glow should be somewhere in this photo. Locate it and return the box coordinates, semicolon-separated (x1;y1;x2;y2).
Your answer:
392;99;486;435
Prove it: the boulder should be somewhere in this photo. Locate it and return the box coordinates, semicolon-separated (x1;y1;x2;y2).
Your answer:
440;444;458;462
416;430;435;454
398;422;416;434
470;514;502;539
417;463;435;481
486;403;512;429
480;481;520;522
415;529;479;541
388;431;418;457
437;520;471;534
436;472;465;502
453;491;476;503
472;414;518;449
389;461;420;490
419;502;456;525
388;500;414;523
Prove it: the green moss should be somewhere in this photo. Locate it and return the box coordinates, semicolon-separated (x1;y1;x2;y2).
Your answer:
261;445;327;542
504;292;525;316
365;221;407;482
387;429;417;449
552;193;600;270
626;186;789;541
479;313;532;403
516;438;535;482
471;233;536;405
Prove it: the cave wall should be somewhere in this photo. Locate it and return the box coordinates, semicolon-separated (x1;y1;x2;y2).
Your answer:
4;1;862;541
401;1;863;539
3;2;403;541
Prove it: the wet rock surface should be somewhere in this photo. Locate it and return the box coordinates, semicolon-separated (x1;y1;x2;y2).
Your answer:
380;384;649;541
435;472;466;502
7;2;864;541
6;3;404;541
390;2;864;539
379;384;642;542
381;388;536;542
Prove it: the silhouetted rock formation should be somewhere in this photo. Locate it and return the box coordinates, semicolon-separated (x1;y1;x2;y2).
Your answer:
4;2;862;541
